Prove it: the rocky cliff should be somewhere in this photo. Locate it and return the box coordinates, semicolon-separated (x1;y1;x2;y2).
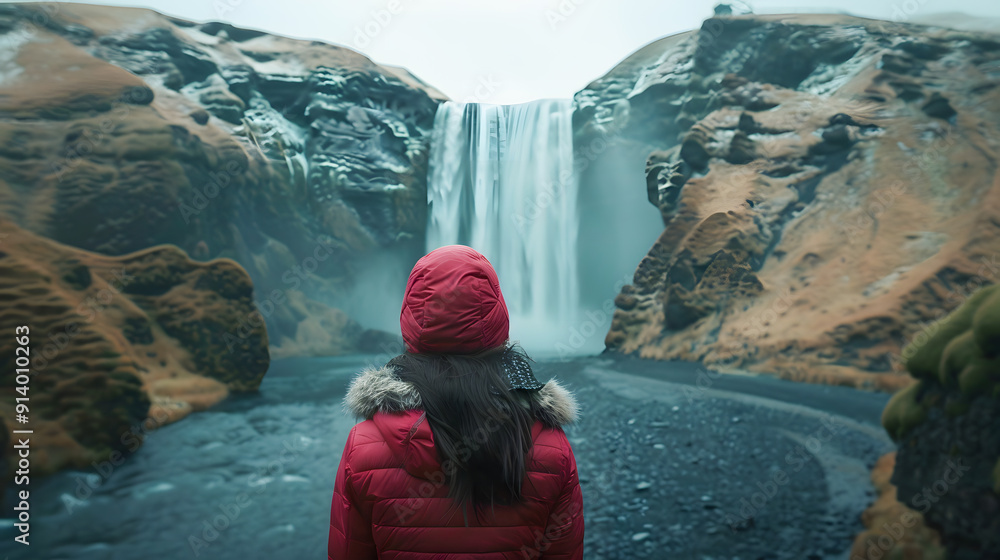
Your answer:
880;283;999;559
578;14;1000;389
850;452;944;560
0;219;268;476
0;2;442;355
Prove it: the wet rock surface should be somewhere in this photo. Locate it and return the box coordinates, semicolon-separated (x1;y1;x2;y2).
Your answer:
893;398;1000;560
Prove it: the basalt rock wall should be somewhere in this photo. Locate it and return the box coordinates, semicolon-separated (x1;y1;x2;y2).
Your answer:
577;14;1000;388
0;3;443;355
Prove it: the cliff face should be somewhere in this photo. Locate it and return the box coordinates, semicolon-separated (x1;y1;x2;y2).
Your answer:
880;283;1000;558
0;219;268;476
0;3;442;355
577;14;1000;389
850;452;944;560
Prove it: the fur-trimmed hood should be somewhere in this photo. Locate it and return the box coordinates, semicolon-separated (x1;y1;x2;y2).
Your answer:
344;364;579;426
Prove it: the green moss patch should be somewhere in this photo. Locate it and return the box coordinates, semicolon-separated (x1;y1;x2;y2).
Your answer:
939;330;981;386
882;381;928;441
973;287;1000;358
904;285;996;382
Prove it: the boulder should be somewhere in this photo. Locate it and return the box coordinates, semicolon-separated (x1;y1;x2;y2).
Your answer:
0;219;268;476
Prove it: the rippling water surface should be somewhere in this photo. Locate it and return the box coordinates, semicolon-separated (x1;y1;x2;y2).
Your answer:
1;355;373;560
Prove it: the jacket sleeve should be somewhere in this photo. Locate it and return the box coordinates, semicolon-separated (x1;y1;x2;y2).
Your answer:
328;426;377;560
540;433;585;559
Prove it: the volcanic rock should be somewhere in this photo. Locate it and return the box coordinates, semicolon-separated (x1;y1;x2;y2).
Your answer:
0;3;444;356
0;219;269;476
577;14;1000;389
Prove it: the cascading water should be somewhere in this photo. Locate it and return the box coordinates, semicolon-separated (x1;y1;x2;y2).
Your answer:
426;100;579;352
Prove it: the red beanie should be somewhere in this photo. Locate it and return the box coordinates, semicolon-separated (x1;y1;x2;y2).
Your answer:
400;245;509;354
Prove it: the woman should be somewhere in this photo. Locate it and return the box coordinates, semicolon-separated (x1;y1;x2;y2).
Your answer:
328;245;584;559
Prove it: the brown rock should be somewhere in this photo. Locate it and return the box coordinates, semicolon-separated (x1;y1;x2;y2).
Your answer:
584;14;1000;389
0;219;268;476
0;3;442;358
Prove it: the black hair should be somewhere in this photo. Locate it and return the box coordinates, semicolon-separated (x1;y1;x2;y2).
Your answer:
388;344;554;521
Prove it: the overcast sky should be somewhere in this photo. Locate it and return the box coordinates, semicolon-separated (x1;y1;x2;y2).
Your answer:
30;0;1000;103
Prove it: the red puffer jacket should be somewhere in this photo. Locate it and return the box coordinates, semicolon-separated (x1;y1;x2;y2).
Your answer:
328;364;584;559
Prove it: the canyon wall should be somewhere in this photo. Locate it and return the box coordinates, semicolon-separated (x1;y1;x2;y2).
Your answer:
577;14;1000;389
0;3;443;356
0;2;447;479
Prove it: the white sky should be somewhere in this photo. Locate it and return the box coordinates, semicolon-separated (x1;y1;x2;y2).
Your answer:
28;0;1000;103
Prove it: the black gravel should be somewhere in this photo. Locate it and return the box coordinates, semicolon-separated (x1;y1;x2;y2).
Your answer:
535;357;895;560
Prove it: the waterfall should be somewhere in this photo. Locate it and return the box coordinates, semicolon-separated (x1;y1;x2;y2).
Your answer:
426;100;579;350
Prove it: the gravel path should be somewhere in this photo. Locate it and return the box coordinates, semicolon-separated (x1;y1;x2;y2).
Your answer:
535;357;894;560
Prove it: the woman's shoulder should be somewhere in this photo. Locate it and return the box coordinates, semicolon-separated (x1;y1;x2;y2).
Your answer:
342;361;580;425
343;363;422;419
526;379;579;474
528;378;579;427
527;424;576;479
341;413;417;473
